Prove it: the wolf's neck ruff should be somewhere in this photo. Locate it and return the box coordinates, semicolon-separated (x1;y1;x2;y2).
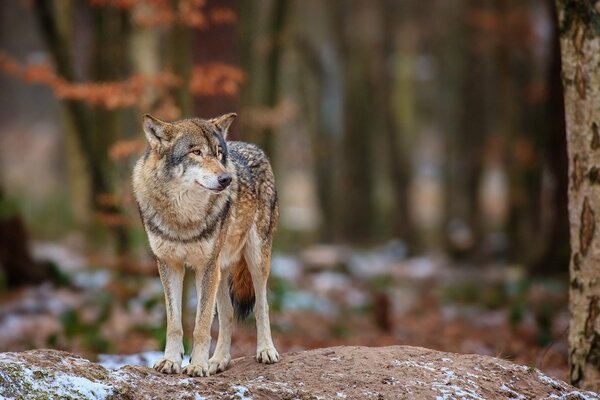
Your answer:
141;196;232;243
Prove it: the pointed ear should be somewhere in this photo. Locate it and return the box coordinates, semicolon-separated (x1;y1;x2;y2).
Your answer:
142;114;171;148
210;113;237;139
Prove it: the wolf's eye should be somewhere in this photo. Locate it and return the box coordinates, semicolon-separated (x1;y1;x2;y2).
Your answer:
216;148;223;160
191;149;202;156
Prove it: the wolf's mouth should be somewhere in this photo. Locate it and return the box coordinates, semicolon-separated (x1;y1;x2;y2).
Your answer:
196;181;227;193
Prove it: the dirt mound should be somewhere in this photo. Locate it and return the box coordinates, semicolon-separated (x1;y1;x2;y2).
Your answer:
0;346;598;399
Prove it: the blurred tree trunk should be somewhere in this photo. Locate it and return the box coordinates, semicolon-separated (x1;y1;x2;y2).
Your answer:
260;0;289;160
90;5;131;257
503;2;548;268
378;0;414;248
33;0;130;257
335;0;377;243
532;0;569;274
168;0;192;116
193;0;240;131
555;0;600;391
296;2;343;242
0;188;50;286
435;1;467;252
240;0;289;159
443;0;487;257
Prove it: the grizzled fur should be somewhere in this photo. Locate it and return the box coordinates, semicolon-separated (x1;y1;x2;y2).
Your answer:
132;113;279;377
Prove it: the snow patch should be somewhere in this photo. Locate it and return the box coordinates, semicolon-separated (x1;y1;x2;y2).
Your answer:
548;391;600;400
536;370;567;390
0;359;113;400
98;351;191;370
499;383;526;400
232;385;252;400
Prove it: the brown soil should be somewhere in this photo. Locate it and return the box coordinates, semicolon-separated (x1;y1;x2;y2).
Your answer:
1;346;598;399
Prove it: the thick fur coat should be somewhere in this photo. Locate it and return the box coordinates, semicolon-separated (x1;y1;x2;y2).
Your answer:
132;113;279;377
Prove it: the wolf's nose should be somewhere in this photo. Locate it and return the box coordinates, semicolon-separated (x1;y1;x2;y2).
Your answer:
218;173;232;187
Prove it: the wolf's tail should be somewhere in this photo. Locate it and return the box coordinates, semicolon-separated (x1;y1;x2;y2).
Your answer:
228;256;255;320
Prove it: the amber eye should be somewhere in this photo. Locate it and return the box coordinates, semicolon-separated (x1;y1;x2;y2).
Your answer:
192;149;202;156
216;148;223;160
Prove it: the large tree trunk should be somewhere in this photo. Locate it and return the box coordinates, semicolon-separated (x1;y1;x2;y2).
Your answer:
556;1;600;391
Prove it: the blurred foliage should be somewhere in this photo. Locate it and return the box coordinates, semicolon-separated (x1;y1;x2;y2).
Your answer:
442;276;566;346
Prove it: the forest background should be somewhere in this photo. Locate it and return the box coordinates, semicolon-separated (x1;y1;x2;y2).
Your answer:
0;0;584;388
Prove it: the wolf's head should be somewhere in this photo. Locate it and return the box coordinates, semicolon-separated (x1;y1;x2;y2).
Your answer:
142;113;236;193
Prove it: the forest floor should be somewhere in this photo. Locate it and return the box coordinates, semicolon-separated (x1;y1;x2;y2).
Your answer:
0;240;569;381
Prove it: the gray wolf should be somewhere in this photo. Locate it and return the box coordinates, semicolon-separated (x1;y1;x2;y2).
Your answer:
132;113;280;377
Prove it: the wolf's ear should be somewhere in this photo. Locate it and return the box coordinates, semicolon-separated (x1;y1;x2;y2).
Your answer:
210;113;237;139
143;114;171;149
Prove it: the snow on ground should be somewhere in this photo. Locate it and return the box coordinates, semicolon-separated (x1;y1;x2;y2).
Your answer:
98;351;190;370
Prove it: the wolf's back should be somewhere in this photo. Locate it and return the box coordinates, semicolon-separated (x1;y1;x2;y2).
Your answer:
226;142;277;320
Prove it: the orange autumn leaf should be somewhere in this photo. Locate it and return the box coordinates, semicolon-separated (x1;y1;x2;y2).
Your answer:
0;52;181;110
189;63;245;97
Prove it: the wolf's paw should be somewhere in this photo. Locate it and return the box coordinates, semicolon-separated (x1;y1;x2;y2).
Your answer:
183;362;210;377
209;353;231;374
153;358;182;374
256;346;280;364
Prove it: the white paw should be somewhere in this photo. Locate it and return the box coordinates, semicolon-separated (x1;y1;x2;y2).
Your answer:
209;353;231;374
153;358;182;374
183;362;210;377
256;346;280;364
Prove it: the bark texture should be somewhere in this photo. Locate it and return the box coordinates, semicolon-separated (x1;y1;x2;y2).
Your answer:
556;0;600;391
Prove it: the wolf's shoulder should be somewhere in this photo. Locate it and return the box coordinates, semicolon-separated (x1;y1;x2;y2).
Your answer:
227;141;270;168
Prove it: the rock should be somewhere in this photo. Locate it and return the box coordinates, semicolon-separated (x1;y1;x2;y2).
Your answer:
1;346;599;399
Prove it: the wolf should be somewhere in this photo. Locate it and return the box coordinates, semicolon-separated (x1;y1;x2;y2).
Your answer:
132;113;280;377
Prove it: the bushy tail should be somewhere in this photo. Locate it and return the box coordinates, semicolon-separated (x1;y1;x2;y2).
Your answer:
228;256;255;320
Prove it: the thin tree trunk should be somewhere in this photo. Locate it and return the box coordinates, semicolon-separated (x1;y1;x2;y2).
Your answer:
444;0;487;257
259;0;289;160
532;0;569;274
335;0;377;243
555;1;600;391
379;0;414;248
90;4;131;257
168;0;192;117
296;37;340;242
193;0;240;130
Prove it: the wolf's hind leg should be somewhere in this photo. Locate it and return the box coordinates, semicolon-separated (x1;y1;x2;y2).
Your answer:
154;260;185;374
245;229;279;364
209;269;233;374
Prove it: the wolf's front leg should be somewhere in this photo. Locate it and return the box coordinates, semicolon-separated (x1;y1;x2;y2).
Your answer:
209;270;234;374
154;260;185;374
183;263;220;377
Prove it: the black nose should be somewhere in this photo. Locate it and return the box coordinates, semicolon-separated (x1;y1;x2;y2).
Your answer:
217;173;232;187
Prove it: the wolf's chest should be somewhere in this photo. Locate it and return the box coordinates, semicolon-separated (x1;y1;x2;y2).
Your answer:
148;231;217;266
